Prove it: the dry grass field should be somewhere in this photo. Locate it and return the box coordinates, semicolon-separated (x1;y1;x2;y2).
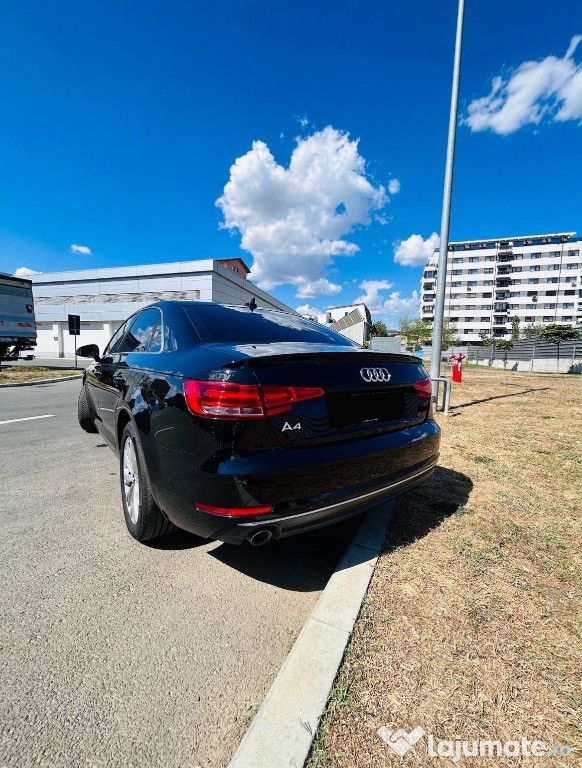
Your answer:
309;369;581;767
0;365;78;384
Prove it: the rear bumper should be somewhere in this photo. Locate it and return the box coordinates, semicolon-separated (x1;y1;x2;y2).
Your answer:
211;460;436;544
147;419;440;544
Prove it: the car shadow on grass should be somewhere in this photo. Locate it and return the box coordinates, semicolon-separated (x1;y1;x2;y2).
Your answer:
385;465;473;551
146;468;471;590
450;387;549;411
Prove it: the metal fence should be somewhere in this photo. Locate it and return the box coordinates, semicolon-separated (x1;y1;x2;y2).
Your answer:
421;337;582;374
466;337;582;373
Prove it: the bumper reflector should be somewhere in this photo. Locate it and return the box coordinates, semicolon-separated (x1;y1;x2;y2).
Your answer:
195;501;273;517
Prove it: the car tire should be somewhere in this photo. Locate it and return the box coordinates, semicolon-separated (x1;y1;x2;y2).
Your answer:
119;421;175;542
78;385;99;433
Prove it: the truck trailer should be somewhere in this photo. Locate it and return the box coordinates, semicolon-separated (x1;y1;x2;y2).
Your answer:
0;272;37;360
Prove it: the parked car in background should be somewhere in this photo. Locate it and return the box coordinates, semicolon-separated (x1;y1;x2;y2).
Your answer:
0;272;36;361
77;301;440;546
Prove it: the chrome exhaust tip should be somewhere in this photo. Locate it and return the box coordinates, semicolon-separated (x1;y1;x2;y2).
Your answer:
247;529;273;546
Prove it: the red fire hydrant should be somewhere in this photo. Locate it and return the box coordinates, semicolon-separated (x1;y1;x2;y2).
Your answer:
451;352;465;383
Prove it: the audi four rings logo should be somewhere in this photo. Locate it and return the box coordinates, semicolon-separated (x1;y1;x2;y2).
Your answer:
360;367;391;382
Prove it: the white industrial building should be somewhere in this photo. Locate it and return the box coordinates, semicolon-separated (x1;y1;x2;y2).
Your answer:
420;232;582;343
297;304;372;345
31;257;293;357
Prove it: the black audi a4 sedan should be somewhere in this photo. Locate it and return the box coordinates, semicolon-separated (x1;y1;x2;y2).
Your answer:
76;301;440;546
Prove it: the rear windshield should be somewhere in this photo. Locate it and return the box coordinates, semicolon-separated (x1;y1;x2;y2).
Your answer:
182;304;358;346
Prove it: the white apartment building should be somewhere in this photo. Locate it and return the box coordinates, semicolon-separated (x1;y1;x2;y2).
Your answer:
420;232;582;343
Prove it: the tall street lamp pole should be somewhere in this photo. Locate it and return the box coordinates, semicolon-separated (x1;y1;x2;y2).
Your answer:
430;0;466;386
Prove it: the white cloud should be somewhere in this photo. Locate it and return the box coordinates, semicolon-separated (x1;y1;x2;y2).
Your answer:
216;126;388;298
382;290;420;317
351;279;419;324
353;279;394;312
393;232;440;267
388;178;401;194
464;35;582;134
296;303;322;317
70;243;92;255
296;278;341;298
13;266;41;276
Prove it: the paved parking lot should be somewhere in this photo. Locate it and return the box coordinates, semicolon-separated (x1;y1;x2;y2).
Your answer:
0;379;357;768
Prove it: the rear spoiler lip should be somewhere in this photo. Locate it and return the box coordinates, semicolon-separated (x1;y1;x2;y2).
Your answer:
204;345;419;367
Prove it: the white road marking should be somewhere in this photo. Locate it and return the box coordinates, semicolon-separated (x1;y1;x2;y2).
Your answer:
0;415;55;425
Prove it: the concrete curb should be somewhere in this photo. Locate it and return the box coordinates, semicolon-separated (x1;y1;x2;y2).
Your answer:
227;502;394;768
0;375;83;388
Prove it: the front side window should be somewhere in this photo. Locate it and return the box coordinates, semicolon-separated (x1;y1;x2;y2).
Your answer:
105;319;132;354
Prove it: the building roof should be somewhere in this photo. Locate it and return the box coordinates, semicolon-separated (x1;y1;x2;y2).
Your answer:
29;258;248;284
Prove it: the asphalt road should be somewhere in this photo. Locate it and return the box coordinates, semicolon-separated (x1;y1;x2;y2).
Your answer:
0;379;358;768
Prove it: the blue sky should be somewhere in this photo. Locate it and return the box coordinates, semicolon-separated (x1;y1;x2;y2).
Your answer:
1;0;580;323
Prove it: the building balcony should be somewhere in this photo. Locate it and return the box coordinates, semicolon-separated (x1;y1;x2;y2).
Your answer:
493;303;509;312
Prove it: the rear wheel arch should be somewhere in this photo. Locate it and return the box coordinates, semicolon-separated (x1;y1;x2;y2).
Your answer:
116;408;132;448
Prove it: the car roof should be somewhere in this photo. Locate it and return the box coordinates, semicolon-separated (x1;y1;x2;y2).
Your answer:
147;300;287;312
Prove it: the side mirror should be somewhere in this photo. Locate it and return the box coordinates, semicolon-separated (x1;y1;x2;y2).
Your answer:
77;344;101;361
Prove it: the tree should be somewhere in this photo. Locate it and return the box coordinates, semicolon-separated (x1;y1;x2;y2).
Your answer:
496;339;514;369
399;316;431;352
537;324;581;372
510;315;521;341
478;331;497;366
441;318;462;350
523;323;543;339
478;330;494;347
370;320;388;337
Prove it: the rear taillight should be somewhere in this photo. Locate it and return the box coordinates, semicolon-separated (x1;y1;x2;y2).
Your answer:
195;501;273;516
413;377;432;398
184;380;324;419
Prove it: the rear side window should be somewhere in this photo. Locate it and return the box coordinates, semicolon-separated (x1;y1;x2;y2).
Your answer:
182;305;357;346
149;314;163;352
119;308;162;353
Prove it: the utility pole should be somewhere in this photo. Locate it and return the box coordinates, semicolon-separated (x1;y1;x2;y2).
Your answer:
430;0;466;388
